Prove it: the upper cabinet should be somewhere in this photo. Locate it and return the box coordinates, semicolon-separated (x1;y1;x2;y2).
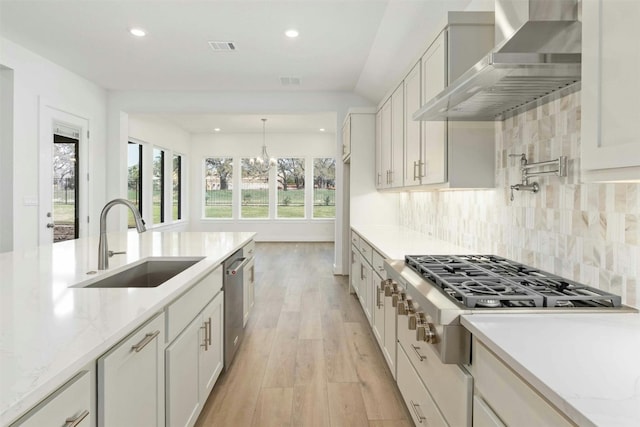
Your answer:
581;0;640;182
379;12;495;191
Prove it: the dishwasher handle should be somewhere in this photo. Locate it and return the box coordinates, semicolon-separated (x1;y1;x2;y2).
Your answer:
226;257;249;275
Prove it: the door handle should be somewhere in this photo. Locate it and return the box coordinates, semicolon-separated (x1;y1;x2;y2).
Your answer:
226;257;249;275
131;330;160;353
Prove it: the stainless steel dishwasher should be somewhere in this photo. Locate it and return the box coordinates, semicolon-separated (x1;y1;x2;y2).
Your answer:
223;248;248;369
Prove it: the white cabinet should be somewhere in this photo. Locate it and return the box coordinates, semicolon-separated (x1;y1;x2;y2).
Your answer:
166;291;224;427
98;312;165;427
359;252;372;324
350;244;360;296
243;256;255;327
420;26;495;189
581;0;640;181
421;31;447;185
12;370;93;427
372;268;385;350
404;60;422;187
471;338;573;426
342;115;351;162
377;84;404;189
375;109;383;189
397;345;447;427
382;281;397;377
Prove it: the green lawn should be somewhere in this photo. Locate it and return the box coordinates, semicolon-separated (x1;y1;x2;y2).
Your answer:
53;203;75;224
313;205;336;218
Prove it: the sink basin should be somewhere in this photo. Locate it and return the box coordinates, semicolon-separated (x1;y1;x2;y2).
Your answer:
80;257;205;288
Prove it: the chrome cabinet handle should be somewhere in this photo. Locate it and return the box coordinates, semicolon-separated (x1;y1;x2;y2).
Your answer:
226;257;249;275
64;409;90;427
131;330;160;353
201;320;210;350
207;317;212;346
376;285;383;308
410;400;427;423
413;160;419;181
377;172;381;185
411;344;426;362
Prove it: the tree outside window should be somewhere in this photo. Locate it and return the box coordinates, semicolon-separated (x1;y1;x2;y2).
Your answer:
277;158;305;218
241;159;269;218
313;158;336;218
204;157;233;218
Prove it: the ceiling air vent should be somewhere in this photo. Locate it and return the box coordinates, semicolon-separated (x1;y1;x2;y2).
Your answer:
208;41;237;52
280;76;301;86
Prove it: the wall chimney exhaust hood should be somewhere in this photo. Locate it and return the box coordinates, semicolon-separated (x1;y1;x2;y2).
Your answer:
414;0;581;122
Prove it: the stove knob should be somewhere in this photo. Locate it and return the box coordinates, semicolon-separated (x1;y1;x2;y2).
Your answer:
408;313;417;330
397;300;407;315
417;322;436;344
384;280;395;296
391;293;399;307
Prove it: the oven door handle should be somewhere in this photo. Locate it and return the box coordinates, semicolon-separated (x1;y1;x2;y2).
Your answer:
226;257;249;275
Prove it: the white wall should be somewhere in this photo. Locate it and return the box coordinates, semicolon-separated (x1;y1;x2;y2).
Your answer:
107;90;375;273
190;131;336;241
128;115;191;231
0;37;108;250
0;66;13;252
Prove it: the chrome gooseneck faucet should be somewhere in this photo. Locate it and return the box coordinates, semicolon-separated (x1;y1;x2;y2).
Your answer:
98;198;146;270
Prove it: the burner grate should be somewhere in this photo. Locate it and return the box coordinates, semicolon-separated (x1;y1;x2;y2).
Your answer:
405;255;622;309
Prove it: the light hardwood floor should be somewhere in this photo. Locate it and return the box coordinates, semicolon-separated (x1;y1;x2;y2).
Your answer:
195;242;413;427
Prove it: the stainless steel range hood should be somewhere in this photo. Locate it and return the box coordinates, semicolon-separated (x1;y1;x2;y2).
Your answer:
414;0;581;121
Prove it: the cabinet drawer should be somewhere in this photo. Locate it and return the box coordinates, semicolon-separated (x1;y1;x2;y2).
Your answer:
13;370;92;427
372;250;386;278
359;239;373;265
398;313;472;426
397;344;447;427
351;231;360;247
472;339;573;427
166;267;222;343
243;240;256;259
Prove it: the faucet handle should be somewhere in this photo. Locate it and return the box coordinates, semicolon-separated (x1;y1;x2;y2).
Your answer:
108;250;126;257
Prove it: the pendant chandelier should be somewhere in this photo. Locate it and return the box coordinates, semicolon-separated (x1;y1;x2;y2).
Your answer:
250;118;276;170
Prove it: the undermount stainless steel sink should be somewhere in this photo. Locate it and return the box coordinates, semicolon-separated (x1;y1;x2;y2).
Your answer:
79;257;205;288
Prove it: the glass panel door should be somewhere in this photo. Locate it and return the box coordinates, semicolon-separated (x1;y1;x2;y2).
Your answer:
52;134;79;242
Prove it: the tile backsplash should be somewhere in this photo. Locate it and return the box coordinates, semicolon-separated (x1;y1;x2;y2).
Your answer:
399;92;640;308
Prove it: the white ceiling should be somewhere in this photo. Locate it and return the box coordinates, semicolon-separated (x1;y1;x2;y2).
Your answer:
135;112;338;134
0;0;487;103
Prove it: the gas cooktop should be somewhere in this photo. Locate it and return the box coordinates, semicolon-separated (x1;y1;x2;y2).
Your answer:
405;254;622;309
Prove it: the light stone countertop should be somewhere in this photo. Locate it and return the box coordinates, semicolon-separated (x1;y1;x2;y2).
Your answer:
0;231;255;426
350;224;471;259
353;224;640;427
461;314;640;427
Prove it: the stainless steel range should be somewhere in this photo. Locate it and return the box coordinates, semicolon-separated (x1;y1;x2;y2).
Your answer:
384;254;636;365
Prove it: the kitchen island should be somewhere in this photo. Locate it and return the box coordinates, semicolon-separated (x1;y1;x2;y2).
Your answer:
0;231;255;426
462;313;640;427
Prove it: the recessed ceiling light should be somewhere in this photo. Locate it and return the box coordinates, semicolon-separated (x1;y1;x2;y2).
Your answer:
213;128;221;132
285;29;299;38
319;128;325;132
129;28;146;37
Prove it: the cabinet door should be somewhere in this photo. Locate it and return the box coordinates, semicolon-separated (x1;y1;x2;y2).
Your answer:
166;315;201;427
421;30;447;184
372;272;385;350
200;291;224;400
404;61;422;186
342;115;351;161
380;99;392;189
243;257;255;327
16;371;92;427
383;291;397;377
98;313;165;427
359;254;371;323
581;0;640;180
375;109;383;188
390;84;404;188
350;245;360;295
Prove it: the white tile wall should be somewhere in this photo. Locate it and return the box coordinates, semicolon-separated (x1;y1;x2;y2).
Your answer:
399;92;640;308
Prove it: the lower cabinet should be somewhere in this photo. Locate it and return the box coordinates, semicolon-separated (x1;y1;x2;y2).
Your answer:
397;345;447;427
98;312;165;427
166;291;224;427
12;369;93;427
471;338;573;427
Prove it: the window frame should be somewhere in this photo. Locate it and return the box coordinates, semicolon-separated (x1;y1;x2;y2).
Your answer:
202;156;234;220
172;153;182;221
127;141;144;228
312;157;336;220
152;147;165;225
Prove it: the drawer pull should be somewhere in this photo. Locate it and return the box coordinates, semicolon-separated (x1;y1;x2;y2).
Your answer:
65;409;89;427
410;400;427;423
411;344;426;362
201;322;209;350
207;317;212;346
131;330;160;353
